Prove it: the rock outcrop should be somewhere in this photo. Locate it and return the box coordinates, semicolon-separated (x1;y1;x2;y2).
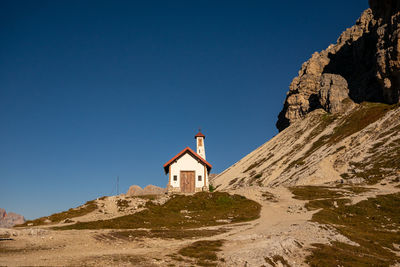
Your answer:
126;185;166;196
0;208;25;228
277;0;400;131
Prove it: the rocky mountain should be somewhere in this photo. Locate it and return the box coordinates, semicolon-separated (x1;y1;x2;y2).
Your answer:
0;208;25;228
214;0;400;190
126;184;166;196
276;0;400;132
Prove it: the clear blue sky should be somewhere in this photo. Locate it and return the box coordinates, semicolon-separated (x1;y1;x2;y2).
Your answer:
1;0;368;219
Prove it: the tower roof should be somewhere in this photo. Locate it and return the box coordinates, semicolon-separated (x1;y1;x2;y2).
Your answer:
194;131;205;139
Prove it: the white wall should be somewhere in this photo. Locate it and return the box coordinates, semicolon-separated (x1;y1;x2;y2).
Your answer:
170;153;208;189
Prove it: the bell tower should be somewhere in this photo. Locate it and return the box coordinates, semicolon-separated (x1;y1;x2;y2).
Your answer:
195;130;206;159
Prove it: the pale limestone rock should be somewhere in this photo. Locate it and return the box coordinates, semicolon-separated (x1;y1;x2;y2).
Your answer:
126;184;166;196
277;1;400;131
319;74;349;113
0;209;25;228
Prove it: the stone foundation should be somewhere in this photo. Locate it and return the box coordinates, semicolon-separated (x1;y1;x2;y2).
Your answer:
167;186;209;194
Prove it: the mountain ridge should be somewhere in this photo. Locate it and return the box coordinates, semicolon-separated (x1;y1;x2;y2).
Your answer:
0;208;25;228
277;0;400;132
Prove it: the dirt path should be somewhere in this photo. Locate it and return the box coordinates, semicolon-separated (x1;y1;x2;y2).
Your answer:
1;184;398;266
217;187;348;266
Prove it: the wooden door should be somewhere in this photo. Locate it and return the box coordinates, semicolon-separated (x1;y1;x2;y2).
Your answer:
180;171;195;193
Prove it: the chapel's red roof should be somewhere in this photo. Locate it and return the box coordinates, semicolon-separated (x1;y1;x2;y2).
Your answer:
194;131;205;139
163;147;212;174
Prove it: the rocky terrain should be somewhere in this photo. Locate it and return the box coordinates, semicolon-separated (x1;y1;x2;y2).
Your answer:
276;0;400;132
213;102;400;189
0;208;25;228
126;184;166;196
1;184;399;266
1;1;399;266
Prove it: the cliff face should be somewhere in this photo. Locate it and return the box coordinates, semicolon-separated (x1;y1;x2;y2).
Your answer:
277;0;400;131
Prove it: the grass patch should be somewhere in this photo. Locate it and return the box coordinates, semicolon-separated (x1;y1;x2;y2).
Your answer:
290;186;400;265
16;200;97;227
178;240;225;267
116;199;129;211
80;254;149;266
289;186;346;200
305;198;351;211
306;193;400;266
132;195;159;200
348;136;400;184
262;191;278;202
95;228;228;241
342;186;373;194
329;102;394;143
243;157;268;173
228;177;239;186
253;173;262;179
340;173;350;179
0;233;10;238
0;244;49;254
55;192;261;230
264;255;292;267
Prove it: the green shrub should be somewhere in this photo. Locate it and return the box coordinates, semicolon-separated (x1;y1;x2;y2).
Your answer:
209;184;215;192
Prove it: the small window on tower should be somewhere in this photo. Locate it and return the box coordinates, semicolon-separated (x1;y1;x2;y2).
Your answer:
198;175;202;181
173;175;177;181
198;138;203;146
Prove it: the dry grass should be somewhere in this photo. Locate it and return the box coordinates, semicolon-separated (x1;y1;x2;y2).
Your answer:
347;137;400;184
55;192;261;230
131;195;160;200
243;156;271;173
79;254;149;266
261;191;278;202
178;240;225;266
307;193;400;266
116;199;129;211
16;200;97;227
0;233;11;238
0;244;49;254
290;186;347;200
229;177;239;186
95;228;229;241
285;103;397;183
290;186;400;266
264;255;292;267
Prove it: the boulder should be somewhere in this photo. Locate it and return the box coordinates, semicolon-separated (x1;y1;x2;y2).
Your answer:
319;74;349;113
126;185;166;196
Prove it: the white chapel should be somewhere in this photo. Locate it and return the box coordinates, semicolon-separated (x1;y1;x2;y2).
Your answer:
163;131;212;193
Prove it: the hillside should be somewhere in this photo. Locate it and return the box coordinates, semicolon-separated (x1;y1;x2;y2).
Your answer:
214;102;400;190
214;0;400;190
